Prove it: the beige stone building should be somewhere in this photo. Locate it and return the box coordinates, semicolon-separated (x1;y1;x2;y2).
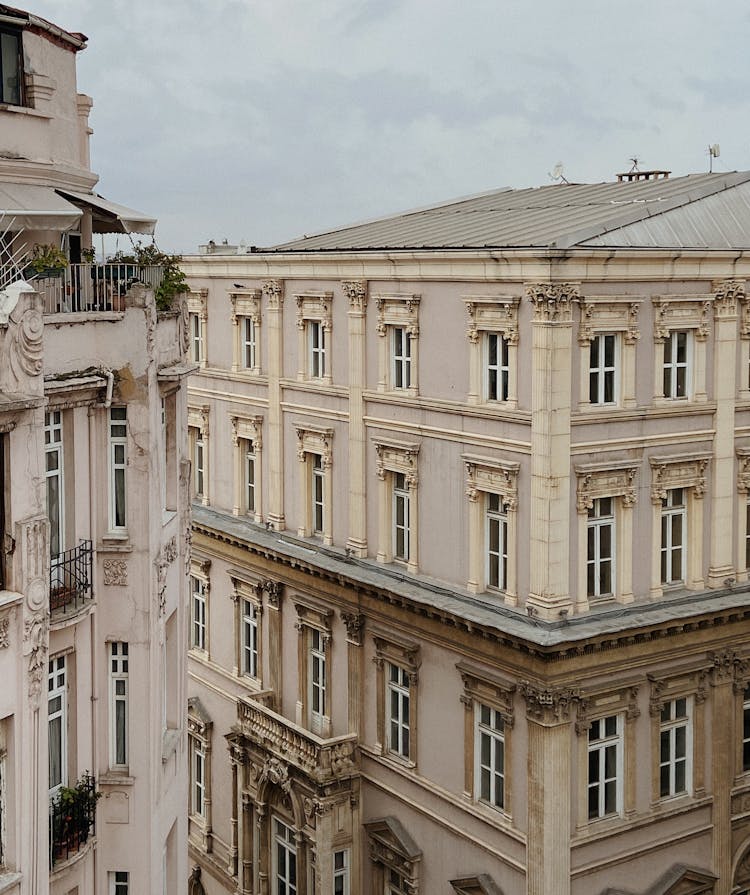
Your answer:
0;7;190;894
183;171;750;895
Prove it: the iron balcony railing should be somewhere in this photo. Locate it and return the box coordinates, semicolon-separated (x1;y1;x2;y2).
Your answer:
33;263;164;314
50;540;93;616
49;774;98;868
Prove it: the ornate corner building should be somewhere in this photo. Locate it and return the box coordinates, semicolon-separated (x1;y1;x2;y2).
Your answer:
0;7;192;894
182;177;750;894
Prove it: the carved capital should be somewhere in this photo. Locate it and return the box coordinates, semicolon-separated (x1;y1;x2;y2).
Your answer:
342;280;368;313
263;579;283;609
526;283;579;323
519;681;579;725
713;278;745;318
262;279;283;308
340;611;364;645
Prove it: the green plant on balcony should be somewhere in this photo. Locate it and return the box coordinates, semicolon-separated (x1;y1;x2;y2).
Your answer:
26;244;69;278
51;773;101;856
80;246;96;263
110;242;189;311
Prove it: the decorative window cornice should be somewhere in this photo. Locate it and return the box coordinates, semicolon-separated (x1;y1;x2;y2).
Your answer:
526;282;579;323
647;667;709;716
188;404;210;434
651;294;713;342
231;414;263;449
372;630;420;680
462;454;519;507
574;459;639;513
364;817;421;890
450;874;504;895
187;288;208;317
341;280;368;313
738;448;750;493
462;295;520;345
375;293;420;337
294;597;333;639
230;289;261;324
577;296;642;346
295;291;333;330
457;661;515;726
295;424;333;467
187;696;213;741
575;681;640;736
374;438;419;485
649;453;710;504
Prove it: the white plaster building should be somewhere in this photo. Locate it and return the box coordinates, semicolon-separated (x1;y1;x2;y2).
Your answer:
183;173;750;895
0;7;191;894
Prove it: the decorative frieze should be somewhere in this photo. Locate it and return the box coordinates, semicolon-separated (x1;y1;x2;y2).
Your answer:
0;614;9;648
575;684;640;736
102;558;128;586
574;460;639;512
295;292;333;331
647;669;709;716
526;283;579;322
375;293;420;337
231;415;263;449
649;453;709;504
295;425;333;468
230;290;261;324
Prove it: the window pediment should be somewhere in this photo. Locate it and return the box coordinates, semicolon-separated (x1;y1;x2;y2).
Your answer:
230;290;261;322
295;424;333;465
374;438;419;484
463;295;519;345
578;295;642;346
375;293;420;336
450;874;504;895
574;460;639;513
649;454;709;504
463;454;519;507
457;661;515;725
365;815;421;873
651;294;712;342
187;288;208;317
188;405;210;434
231;414;263;448
295;291;333;329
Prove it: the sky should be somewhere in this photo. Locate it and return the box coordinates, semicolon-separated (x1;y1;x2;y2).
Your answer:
26;0;750;254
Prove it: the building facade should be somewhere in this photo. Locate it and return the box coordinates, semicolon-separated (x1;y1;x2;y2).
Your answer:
0;7;189;894
183;174;750;895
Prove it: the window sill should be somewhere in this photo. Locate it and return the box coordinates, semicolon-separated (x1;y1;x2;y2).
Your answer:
99;770;134;786
0;871;22;894
161;727;181;763
100;533;130;549
0;103;50;119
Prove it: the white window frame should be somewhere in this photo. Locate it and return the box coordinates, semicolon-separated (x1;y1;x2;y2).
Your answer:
244;441;257;516
109;406;127;533
485;493;508;592
661;487;686;586
109;641;129;770
484;332;510;402
743;686;750;774
191;575;207;652
587;714;623;820
307;319;326;380
230;290;261;374
194;433;205;499
309;628;327;733
391;326;412;390
587;496;615;599
392;472;410;562
387;868;409;895
242;316;257;370
589;332;619;405
190;736;206;818
475;702;505;811
387;662;411;760
296;427;333;544
48;655;67;796
109;870;129;895
242;598;259;679
375;440;420;574
273;818;298;895
659;697;692;799
376;293;420;396
663;329;691;400
231;415;263;522
311;453;324;535
333;849;350;895
295;291;333;385
45;410;65;558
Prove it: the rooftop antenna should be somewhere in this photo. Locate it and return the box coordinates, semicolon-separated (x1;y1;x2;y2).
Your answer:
549;162;569;184
628;156;641;173
708;143;720;173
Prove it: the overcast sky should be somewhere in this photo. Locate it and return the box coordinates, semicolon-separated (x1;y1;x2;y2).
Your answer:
27;0;750;253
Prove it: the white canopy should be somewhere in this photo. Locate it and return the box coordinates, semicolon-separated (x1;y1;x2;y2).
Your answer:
0;183;82;230
56;189;157;236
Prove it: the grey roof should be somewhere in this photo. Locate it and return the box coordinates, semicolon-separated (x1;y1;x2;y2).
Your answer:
269;171;750;252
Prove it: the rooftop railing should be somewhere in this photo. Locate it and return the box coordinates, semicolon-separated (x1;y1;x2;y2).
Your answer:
34;263;164;314
50;540;93;617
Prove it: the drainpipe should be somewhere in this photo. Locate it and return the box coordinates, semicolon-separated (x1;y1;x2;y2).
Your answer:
102;369;114;408
88;400;100;892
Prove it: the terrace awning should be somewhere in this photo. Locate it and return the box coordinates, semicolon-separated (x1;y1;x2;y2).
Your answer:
56;189;157;236
0;183;82;230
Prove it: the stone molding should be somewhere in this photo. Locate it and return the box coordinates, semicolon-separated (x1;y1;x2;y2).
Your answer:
262;279;283;308
229;289;261;324
374;438;420;486
295;424;333;468
294;291;333;331
231;414;263;449
575;683;640;736
526;282;579;322
341;280;367;313
375;293;420;337
649;453;709;503
188;404;210;436
652;293;712;342
577;295;641;346
457;662;515;727
574;459;639;512
647;668;709;716
713;277;745;319
737;448;750;493
519;681;580;725
463;454;519;508
463;295;520;345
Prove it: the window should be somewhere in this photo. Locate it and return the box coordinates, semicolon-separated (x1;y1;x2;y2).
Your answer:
191;576;207;651
190;312;203;364
109;407;127;532
589;333;618;405
333;850;350;895
387;663;411;760
387;870;409;895
475;703;505;810
376;293;420;395
486;494;508;591
661;488;686;585
391;327;411;390
308;320;326;379
587;497;614;598
485;333;509;402
190;737;206;818
375;440;420;573
587;714;622;819
273;819;297;895
743;686;750;773
0;28;22;106
659;697;691;797
0;725;6;868
231;290;261;374
294;601;332;735
663;330;690;399
48;655;67;795
365;817;421;895
194;431;205;499
109;871;129;895
311;454;324;535
296;427;333;544
242;316;257;370
110;642;129;769
310;628;326;730
242;599;259;678
231;415;263;521
45;411;65;557
393;472;410;562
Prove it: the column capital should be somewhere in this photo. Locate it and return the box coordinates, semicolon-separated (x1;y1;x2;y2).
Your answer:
342;279;368;313
526;282;579;323
340;611;364;645
262;279;284;308
519;680;579;725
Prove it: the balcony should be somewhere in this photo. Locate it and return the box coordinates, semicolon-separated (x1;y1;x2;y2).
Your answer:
237;698;358;784
33;263;164;315
49;774;98;869
50;540;93;618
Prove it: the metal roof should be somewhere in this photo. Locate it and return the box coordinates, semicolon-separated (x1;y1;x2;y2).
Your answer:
269;171;750;252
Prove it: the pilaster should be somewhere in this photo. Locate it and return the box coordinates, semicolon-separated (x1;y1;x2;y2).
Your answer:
710;650;735;894
341;611;364;734
264;279;285;529
344;280;368;556
264;579;283;711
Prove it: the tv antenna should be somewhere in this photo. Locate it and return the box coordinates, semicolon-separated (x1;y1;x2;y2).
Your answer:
708;143;720;173
549;162;569;184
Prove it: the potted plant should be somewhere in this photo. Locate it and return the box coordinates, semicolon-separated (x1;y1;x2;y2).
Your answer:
51;772;101;857
80;246;96;264
26;243;68;278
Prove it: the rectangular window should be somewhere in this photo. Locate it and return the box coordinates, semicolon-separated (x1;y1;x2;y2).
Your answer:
110;642;129;769
387;663;411;760
273;819;297;895
659;697;691;798
744;686;750;773
310;628;326;729
190;312;203;363
190;737;205;817
0;29;22;106
191;576;206;651
589;333;618;405
587;497;615;598
109;407;127;531
194;432;205;499
109;871;129;895
391;327;411;390
485;332;510;402
388;869;408;895
308;320;326;379
663;330;689;399
587;714;622;819
242;599;259;678
311;454;324;535
393;472;409;562
333;849;350;895
475;703;505;810
245;441;256;515
45;410;65;558
661;488;686;585
48;655;67;795
486;493;508;591
242;317;256;370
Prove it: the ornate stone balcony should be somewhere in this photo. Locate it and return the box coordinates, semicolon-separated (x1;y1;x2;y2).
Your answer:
237;698;358;784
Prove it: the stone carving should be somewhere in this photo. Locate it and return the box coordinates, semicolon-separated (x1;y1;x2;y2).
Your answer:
575;464;638;513
650;455;709;504
526;283;579;322
23;610;48;702
341;280;367;313
260;757;291;792
296;426;333;467
262;280;283;308
7;293;44;389
713;278;745;318
464;296;519;345
18;516;48;612
340;611;364;646
0;615;9;648
519;681;579;724
103;559;128;586
375;442;419;487
179;297;190;356
155;536;178;615
263;579;283;609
